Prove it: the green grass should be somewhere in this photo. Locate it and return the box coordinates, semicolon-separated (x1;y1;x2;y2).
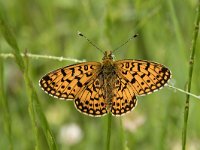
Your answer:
0;7;57;150
0;0;200;150
0;40;13;150
182;2;200;150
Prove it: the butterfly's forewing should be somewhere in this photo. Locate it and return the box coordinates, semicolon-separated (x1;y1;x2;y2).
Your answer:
111;75;137;116
115;60;171;96
39;62;101;100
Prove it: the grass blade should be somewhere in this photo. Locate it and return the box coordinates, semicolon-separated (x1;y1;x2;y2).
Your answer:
0;47;13;150
0;12;57;150
182;1;200;149
119;118;127;150
106;113;112;150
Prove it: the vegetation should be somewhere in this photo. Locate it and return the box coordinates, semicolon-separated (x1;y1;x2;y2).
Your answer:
0;0;200;150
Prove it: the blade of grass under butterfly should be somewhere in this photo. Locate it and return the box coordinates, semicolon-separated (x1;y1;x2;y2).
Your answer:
106;113;112;150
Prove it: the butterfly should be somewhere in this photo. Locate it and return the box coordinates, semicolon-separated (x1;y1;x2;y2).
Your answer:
39;50;171;117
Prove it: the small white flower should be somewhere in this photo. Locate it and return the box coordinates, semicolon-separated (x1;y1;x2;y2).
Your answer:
59;123;83;145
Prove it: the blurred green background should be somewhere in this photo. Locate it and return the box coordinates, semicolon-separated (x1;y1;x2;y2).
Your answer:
0;0;200;150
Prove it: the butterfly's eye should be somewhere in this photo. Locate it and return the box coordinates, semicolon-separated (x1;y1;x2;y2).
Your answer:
109;53;113;59
111;54;115;60
108;51;113;59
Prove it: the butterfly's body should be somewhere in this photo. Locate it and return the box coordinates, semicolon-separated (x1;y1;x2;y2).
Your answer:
40;50;171;117
101;51;116;110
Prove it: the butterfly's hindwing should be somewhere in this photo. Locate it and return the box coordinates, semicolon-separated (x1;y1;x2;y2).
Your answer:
111;75;137;116
74;74;108;117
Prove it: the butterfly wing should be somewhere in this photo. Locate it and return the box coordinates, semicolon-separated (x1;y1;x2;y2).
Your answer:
111;75;137;116
39;62;101;100
114;60;171;96
110;59;171;116
74;74;108;117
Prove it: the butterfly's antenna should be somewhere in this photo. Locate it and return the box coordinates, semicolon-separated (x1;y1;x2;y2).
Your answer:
112;34;139;53
78;31;104;54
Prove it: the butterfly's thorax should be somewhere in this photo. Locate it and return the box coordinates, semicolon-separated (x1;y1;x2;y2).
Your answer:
101;51;117;110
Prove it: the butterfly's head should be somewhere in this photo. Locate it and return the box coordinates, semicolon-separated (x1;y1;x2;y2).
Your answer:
102;50;113;61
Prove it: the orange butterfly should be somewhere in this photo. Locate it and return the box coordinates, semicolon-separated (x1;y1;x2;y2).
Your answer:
39;49;171;117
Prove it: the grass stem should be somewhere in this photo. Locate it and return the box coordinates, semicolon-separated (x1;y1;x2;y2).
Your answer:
119;118;126;150
0;14;57;150
0;50;13;150
182;1;200;149
167;85;200;100
106;113;112;150
0;52;85;63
